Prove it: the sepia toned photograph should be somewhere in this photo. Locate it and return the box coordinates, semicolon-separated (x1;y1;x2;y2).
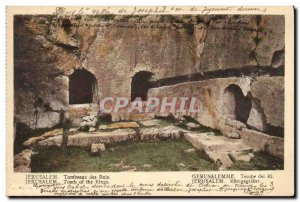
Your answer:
6;6;294;197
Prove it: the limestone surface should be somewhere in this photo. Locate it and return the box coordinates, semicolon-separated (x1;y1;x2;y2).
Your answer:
14;149;34;172
14;165;31;172
14;15;284;132
106;122;139;129
89;127;97;132
140;119;162;127
23;128;63;147
184;132;252;169
225;132;240;139
79;115;97;128
38;135;63;147
90;143;106;154
239;128;284;159
67;129;137;147
185;122;200;130
140;126;184;141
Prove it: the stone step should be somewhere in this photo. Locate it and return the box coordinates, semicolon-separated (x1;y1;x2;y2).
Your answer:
37;129;137;148
67;129;137;147
205;151;233;170
36;126;185;148
139;119;162;127
184;132;253;170
184;132;251;152
99;122;140;129
139;126;184;141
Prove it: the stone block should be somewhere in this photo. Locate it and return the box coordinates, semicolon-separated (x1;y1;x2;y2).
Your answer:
140;126;184;141
91;143;106;155
67;129;137;147
107;122;139;129
23;128;63;147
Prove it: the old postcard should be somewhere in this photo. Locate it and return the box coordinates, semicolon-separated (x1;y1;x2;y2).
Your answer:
6;6;294;197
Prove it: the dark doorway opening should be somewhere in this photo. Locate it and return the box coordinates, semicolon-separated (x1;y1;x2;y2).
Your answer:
131;71;153;101
223;84;252;124
69;69;97;104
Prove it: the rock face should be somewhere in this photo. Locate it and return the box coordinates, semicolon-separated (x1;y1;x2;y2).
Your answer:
148;75;284;156
247;100;268;132
14;16;72;130
250;77;284;129
90;143;106;155
14;14;285;162
200;15;284;71
35;112;61;129
14;15;284;131
14;149;34;172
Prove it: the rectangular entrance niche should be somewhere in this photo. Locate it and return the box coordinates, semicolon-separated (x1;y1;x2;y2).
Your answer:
131;71;153;101
69;69;97;104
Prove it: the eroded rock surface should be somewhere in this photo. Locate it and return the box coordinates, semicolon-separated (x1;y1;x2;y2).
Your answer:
201;15;284;71
23;128;63;147
90;143;106;155
250;76;284;129
13;14;285;173
38;135;63;147
140;119;162;127
67;129;137;147
80;115;97;128
14;149;35;172
184;132;253;170
140;126;184;141
107;122;139;129
218;119;246;139
31;126;188;148
239;128;284;159
185;122;200;130
148;75;284;140
14;15;284;132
